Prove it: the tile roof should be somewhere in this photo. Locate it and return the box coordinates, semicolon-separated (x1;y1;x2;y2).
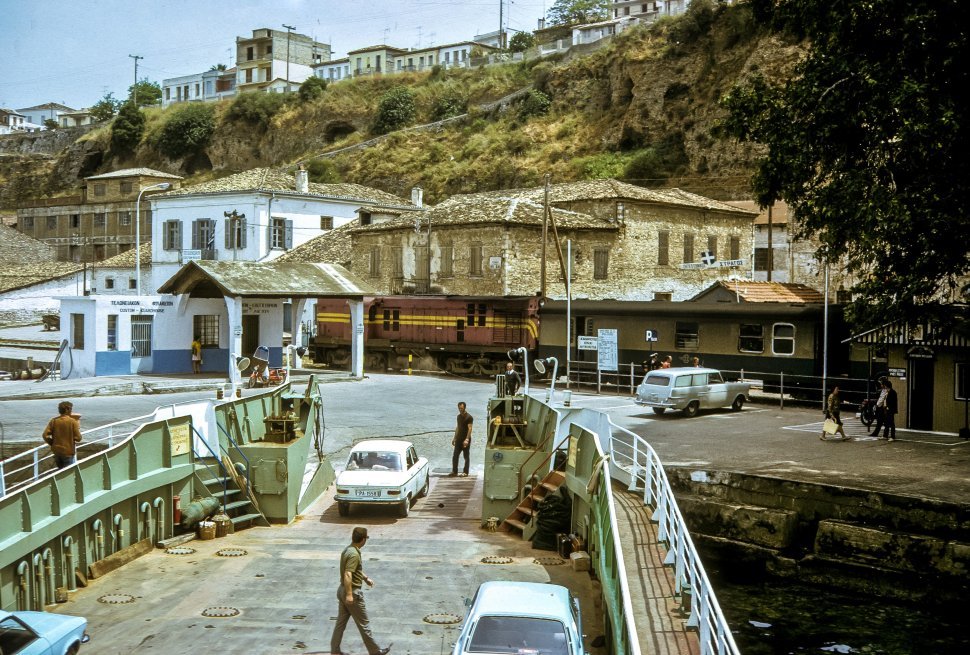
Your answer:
93;243;152;268
701;280;825;303
0;223;56;263
156;167;413;207
157;260;377;297
275;222;356;266
352;195;615;233
453;179;757;215
0;262;81;294
85;168;183;180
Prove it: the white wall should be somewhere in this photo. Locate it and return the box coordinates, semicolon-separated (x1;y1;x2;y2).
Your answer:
0;275;84;325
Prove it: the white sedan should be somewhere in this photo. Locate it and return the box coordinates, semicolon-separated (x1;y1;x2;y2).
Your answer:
335;439;430;518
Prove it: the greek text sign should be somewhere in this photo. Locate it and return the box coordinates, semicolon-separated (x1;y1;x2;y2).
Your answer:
597;328;618;371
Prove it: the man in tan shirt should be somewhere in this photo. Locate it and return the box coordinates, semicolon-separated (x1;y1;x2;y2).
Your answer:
43;400;82;469
330;526;391;655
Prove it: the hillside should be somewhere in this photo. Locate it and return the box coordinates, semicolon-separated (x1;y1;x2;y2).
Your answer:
0;3;804;208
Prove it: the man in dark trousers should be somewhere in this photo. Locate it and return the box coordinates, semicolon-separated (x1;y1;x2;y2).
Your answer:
330;526;391;655
503;361;522;396
450;401;473;477
882;379;898;442
42;400;82;469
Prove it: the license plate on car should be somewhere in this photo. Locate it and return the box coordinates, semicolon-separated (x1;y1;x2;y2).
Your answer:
356;489;381;497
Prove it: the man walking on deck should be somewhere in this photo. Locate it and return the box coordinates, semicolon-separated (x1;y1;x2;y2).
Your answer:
330;526;391;655
450;401;473;477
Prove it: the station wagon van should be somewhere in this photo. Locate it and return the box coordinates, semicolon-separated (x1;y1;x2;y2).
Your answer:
634;367;750;417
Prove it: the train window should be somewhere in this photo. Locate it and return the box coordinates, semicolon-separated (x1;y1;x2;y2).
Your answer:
675;322;699;350
383;309;400;331
772;323;795;355
478;304;487;326
738;324;764;353
467;304;475;326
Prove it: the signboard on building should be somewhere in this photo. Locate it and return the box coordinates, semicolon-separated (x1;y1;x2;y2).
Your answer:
182;249;202;261
597;328;618;371
645;329;659;342
169;423;190;456
577;336;598;351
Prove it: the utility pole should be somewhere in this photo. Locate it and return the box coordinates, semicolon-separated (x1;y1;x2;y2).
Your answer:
128;54;143;105
282;24;296;92
541;174;550;300
499;0;504;48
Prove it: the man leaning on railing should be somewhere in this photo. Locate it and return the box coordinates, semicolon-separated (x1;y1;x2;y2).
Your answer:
42;400;82;469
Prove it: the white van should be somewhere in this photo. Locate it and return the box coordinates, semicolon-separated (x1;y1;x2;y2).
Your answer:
634;367;750;417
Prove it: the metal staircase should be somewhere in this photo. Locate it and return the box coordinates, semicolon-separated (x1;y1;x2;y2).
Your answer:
502;469;566;541
194;456;269;531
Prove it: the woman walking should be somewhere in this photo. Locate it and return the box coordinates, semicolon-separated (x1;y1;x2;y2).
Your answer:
821;385;850;441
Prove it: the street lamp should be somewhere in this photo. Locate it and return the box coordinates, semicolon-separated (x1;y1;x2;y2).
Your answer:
135;182;171;295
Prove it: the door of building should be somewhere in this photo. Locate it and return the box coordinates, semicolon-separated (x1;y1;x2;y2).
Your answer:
241;315;259;371
130;315;154;373
908;358;935;430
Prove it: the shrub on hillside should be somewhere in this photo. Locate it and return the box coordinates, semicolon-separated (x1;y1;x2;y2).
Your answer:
110;101;145;155
226;92;289;130
373;87;416;135
509;32;535;53
431;92;467;121
156;104;215;159
305;158;341;183
668;0;718;44
298;77;328;103
518;89;551;120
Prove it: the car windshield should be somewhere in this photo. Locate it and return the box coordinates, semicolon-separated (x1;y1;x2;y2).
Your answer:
346;451;402;472
643;374;671;386
468;616;569;654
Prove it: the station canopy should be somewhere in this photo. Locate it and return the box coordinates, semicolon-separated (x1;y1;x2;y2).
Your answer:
157;260;375;299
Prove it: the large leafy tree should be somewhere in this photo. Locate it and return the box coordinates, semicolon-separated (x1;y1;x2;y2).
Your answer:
722;0;969;329
89;92;120;122
127;79;162;107
546;0;611;26
110;101;145;155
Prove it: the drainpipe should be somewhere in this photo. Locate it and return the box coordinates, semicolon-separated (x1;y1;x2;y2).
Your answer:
16;561;30;610
33;553;44;608
42;548;55;606
63;536;77;591
140;502;152;542
112;513;124;553
153;497;165;543
91;519;104;562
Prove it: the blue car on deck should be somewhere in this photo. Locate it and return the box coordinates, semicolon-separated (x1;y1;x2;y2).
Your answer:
0;609;90;655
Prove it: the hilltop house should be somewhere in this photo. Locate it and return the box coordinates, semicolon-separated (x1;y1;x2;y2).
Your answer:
15;102;76;129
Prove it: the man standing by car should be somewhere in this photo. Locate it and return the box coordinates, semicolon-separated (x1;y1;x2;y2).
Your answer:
330;527;391;655
450;401;473;477
42;400;82;469
881;379;898;442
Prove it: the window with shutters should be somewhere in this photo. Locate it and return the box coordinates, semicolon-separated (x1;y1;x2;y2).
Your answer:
93;183;105;197
658;230;669;265
469;244;483;277
391;247;403;277
368;246;381;277
163;220;182;250
730;235;740;260
120;181;133;194
593;248;609;280
683;234;694;263
224;216;247;249
707;235;717;260
269;217;292;250
192;218;216;258
320;216;334;229
439;244;454;277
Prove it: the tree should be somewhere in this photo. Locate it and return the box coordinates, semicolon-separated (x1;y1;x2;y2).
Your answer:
127;79;162;107
156;104;215;159
110;101;145;155
518;89;551;120
209;63;227;71
722;0;970;329
546;0;611;26
509;31;536;53
90;92;120;122
373;87;416;135
42;118;59;130
298;76;328;103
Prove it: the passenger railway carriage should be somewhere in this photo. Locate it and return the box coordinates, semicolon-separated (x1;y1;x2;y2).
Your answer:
314;295;540;374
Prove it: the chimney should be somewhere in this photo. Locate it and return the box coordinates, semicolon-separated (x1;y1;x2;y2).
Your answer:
295;164;309;193
538;18;546;30
411;186;423;208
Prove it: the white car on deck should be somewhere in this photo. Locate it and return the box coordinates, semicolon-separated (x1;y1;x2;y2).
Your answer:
634;367;750;417
335;439;430;518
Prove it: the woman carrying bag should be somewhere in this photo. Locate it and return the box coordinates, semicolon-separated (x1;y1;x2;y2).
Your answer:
821;385;850;441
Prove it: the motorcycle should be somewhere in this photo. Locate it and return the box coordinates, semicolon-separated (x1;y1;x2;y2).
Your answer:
859;398;876;428
248;346;287;389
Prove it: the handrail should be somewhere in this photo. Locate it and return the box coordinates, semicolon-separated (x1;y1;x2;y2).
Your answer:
607;423;740;655
216;419;252;492
190;424;228;507
517;433;569;524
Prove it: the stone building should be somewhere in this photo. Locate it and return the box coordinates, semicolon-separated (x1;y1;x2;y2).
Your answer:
15;168;183;262
347;179;756;301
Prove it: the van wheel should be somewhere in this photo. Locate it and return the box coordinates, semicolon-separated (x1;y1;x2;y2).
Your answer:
683;401;700;418
652;407;666;415
398;497;410;518
337;501;349;517
732;395;745;411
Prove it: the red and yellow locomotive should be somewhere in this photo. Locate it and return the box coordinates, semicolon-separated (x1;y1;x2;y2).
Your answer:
314;295;540;374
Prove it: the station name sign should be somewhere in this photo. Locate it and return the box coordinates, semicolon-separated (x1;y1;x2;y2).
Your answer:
680;258;745;270
108;299;174;314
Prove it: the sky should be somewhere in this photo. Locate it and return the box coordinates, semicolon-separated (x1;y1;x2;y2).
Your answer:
0;0;549;111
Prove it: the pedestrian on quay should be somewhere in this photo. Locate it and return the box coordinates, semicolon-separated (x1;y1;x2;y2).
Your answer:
42;400;82;469
503;361;522;396
191;335;203;374
692;356;701;367
881;379;898;442
329;526;391;655
450;401;473;478
661;355;672;369
820;385;849;441
869;377;890;437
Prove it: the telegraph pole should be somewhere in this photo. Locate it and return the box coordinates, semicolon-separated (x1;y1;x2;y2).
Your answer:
282;24;295;91
128;54;143;104
498;0;504;48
